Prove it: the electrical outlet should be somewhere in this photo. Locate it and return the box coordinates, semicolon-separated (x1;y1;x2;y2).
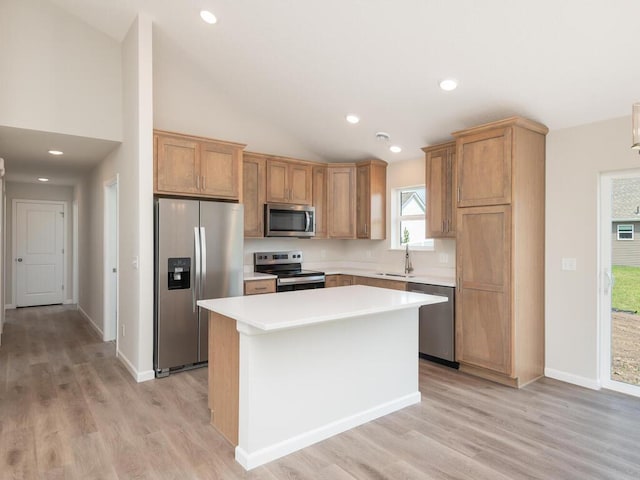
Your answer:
366;250;372;259
439;253;449;264
122;323;126;337
320;249;327;259
561;257;577;271
132;256;139;270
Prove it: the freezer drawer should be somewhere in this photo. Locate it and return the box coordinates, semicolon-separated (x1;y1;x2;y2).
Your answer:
407;283;457;366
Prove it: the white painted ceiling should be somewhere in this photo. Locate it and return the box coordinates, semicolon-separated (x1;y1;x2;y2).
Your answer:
8;0;640;183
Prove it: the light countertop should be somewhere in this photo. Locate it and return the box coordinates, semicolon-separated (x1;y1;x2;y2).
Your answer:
244;268;454;287
198;285;447;332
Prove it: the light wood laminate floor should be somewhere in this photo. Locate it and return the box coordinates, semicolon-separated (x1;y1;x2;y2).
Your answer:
1;305;640;479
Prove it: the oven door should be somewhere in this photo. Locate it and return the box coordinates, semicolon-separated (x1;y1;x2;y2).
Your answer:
276;275;325;292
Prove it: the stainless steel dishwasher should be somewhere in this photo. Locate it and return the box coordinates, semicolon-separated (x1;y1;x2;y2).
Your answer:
407;283;458;368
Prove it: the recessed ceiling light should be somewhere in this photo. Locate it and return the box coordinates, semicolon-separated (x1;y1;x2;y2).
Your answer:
439;79;458;91
48;150;63;155
200;10;217;24
38;177;49;182
389;146;402;153
346;114;360;124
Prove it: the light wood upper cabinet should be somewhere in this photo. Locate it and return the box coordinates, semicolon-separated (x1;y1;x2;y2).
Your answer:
452;116;548;388
266;158;312;205
243;153;267;238
312;165;328;238
356;160;387;240
327;164;356;239
154;130;245;200
200;141;242;199
423;142;456;238
456;127;512;207
155;135;200;196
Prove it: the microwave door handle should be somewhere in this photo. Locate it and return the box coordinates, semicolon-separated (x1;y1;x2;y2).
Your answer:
193;227;200;313
200;226;207;300
305;211;311;232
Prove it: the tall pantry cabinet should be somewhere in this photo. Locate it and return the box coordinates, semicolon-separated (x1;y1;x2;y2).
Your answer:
452;117;547;388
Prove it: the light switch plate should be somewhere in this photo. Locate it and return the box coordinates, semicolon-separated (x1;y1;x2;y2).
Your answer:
561;257;577;271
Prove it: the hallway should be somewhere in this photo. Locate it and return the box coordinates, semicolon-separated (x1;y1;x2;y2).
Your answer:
2;306;640;479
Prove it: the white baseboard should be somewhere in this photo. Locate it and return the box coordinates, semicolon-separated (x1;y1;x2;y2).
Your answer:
235;391;421;470
5;304;15;310
63;299;74;305
116;349;155;383
77;306;104;338
545;368;601;390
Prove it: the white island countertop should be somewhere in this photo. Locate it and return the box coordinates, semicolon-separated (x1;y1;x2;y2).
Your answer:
198;285;447;332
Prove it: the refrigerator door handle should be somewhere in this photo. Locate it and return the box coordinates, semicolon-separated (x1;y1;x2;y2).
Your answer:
200;226;207;299
193;226;200;312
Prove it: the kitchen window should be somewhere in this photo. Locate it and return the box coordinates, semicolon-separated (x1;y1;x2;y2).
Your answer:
617;224;634;240
391;186;434;250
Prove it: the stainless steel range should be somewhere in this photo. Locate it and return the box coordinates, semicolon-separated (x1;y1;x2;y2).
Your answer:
254;251;325;292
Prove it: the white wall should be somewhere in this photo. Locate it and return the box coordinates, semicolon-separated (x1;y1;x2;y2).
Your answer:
546;116;640;387
4;182;74;306
76;157;115;335
101;14;154;381
0;0;122;141
152;30;318;159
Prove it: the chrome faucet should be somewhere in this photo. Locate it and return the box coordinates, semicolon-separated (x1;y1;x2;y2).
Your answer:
404;244;413;274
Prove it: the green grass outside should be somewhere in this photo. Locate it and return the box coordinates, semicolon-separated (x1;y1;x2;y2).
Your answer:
612;265;640;313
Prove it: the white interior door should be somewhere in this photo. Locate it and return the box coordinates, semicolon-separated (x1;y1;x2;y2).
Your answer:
15;201;64;307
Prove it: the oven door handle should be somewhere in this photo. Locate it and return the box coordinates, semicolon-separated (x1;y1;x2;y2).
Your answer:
277;275;325;285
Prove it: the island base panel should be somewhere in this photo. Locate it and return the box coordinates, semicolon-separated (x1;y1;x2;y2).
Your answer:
236;308;419;469
208;312;239;445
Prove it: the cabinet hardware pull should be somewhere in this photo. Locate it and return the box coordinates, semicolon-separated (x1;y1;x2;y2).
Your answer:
196;175;200;189
202;176;206;190
255;287;267;290
457;186;460;203
442;220;446;232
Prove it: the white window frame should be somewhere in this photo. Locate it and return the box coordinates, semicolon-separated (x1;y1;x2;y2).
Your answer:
390;185;434;251
616;224;634;241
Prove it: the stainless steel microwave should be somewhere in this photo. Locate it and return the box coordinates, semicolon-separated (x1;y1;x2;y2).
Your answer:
265;203;315;237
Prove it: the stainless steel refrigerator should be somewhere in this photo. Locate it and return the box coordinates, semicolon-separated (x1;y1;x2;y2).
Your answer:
154;198;243;377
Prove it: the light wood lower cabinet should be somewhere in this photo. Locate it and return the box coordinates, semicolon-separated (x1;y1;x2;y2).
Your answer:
352;276;406;291
456;206;512;376
244;279;276;295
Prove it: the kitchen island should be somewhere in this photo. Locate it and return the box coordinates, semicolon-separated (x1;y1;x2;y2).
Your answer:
197;285;447;470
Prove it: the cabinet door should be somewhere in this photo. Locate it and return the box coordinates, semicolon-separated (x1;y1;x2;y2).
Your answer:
266;159;289;203
356;165;370;238
312;166;328;238
243;154;266;238
155;135;200;195
456;205;512;375
327;165;356;238
337;275;354;287
457;127;512;207
426;149;446;237
200;141;241;199
289;163;312;205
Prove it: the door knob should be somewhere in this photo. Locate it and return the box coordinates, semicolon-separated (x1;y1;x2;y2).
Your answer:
17;258;22;262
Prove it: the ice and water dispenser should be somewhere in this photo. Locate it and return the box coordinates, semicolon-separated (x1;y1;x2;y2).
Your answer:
168;257;190;290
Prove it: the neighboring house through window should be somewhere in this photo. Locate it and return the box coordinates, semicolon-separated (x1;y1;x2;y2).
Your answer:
617;224;634;240
391;186;434;249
